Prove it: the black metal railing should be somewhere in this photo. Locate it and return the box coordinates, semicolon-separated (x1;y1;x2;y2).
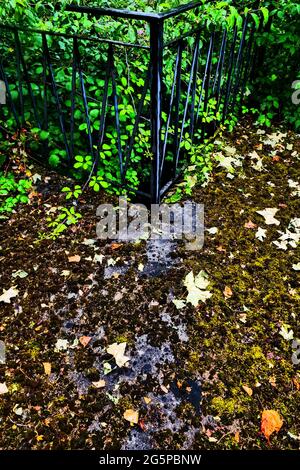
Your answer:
0;1;260;203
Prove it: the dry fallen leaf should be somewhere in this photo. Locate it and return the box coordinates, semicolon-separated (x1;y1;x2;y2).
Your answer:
242;385;253;396
224;286;233;298
123;409;139;424
143;397;152;405
68;255;81;263
92;379;106;389
107;342;130;368
43;362;51;376
0;287;19;304
0;382;8;394
79;336;91;347
256;208;280;226
261;410;283;441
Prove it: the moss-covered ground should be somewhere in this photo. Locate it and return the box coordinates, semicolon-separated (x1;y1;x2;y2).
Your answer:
0;121;299;449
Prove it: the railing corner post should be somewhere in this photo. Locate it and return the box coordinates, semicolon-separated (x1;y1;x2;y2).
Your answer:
150;17;164;205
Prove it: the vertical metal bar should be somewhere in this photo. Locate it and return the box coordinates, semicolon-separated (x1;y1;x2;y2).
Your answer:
222;24;238;122
14;31;41;128
74;37;94;160
175;34;200;172
196;32;214;122
42;38;48;131
124;64;150;177
14;31;24;125
172;40;183;177
230;16;249;112
70;37;77;161
202;31;215;139
189;31;201;138
42;33;71;162
161;44;182;176
150;18;164;204
110;45;124;181
95;44;113;172
215;29;227;110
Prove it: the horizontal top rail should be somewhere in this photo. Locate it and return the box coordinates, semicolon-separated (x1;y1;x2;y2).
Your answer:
66;1;203;22
0;23;149;49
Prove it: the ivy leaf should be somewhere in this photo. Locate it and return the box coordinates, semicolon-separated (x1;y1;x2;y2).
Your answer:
183;271;212;307
106;342;130;368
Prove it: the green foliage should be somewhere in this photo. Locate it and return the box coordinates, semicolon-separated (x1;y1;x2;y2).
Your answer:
0;172;32;215
0;0;298;200
41;205;82;239
61;185;82;200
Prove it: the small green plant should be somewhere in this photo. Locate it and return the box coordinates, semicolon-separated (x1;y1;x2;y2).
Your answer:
0;172;32;215
61;185;82;200
74;155;93;172
40;206;82;240
166;140;213;203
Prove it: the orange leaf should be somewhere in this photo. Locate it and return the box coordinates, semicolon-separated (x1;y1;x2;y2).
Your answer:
79;336;91;347
68;255;81;263
224;286;233;298
261;410;283;442
111;243;122;250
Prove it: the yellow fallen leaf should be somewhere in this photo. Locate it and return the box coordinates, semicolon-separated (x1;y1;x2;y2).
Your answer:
261;410;283;442
242;385;253;396
143;397;152;405
123;409;139;424
43;362;51;376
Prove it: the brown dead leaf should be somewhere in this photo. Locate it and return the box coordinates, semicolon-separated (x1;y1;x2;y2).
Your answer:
68;255;81;263
43;362;51;376
79;336;91;347
216;245;226;252
244;220;257;229
292;377;300;390
123;409;139;424
234;431;240;443
242;385;253;396
261;410;283;442
224;286;233;298
272;155;281;162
